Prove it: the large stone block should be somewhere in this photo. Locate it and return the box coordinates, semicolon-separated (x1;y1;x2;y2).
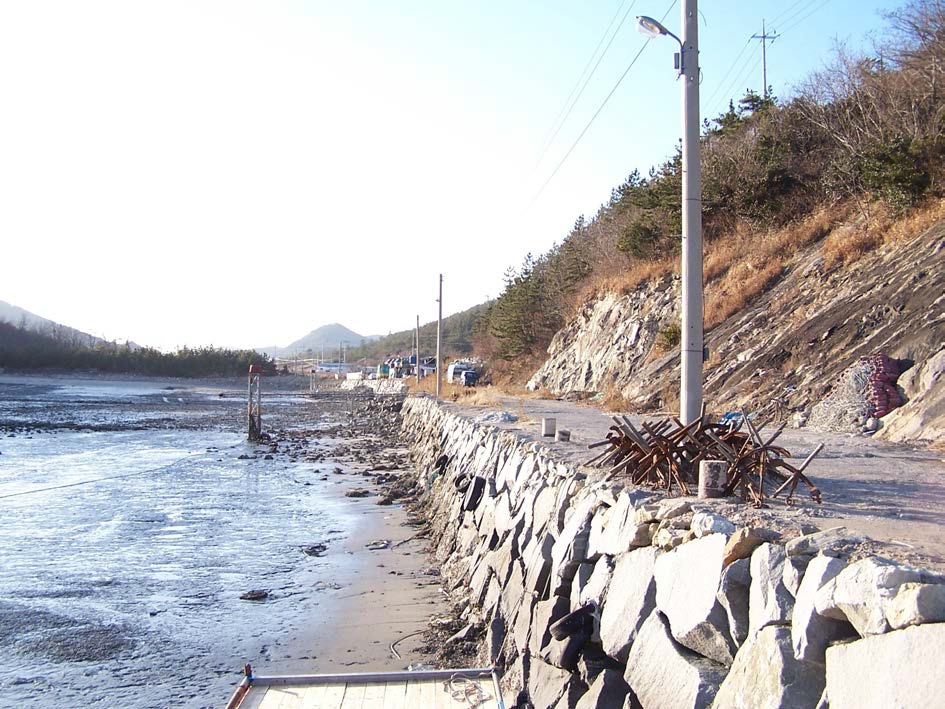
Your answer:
791;554;854;665
749;543;794;634
814;556;925;636
529;658;577;709
883;581;945;630
579;556;614;610
570;562;595;611
624;611;726;709
717;557;751;648
550;496;599;595
783;553;812;597
825;623;945;708
785;526;862;557
524;531;556;597
596;490;658;556
655;533;736;664
529;595;571;657
713;625;826;709
600;547;659;662
574;669;631;709
690;511;735;538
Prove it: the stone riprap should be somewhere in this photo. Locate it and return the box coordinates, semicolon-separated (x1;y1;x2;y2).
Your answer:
402;396;945;708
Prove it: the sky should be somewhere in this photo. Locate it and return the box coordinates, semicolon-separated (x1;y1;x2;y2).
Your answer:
0;0;895;351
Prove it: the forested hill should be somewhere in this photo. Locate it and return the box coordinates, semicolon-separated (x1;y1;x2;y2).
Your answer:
0;320;274;377
474;0;945;382
337;301;492;362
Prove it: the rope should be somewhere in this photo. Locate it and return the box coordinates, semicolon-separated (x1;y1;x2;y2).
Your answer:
445;674;490;707
0;447;225;500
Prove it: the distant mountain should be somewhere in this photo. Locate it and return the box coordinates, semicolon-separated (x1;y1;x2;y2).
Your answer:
257;323;380;357
0;299;130;348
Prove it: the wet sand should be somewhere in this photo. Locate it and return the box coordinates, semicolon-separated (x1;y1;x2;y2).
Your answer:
0;373;445;707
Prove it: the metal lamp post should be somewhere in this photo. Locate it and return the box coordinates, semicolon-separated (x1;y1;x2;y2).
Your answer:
637;2;703;425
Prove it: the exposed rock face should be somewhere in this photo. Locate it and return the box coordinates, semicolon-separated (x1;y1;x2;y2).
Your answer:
526;278;679;398
523;219;945;442
574;669;631;709
713;626;826;709
825;624;945;707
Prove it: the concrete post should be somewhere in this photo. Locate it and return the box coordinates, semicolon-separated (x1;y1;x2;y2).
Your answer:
680;0;703;425
436;274;443;399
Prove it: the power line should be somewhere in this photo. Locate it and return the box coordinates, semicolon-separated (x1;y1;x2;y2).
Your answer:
536;0;629;165
780;0;832;35
776;0;823;33
534;0;639;169
530;0;677;207
710;44;761;118
704;37;753;109
769;0;809;26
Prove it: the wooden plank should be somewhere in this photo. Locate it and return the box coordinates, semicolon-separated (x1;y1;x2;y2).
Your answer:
319;684;347;709
381;682;407;709
416;679;437;707
403;679;424;708
239;687;270;709
339;683;367;709
259;687;299;709
360;682;387;708
276;687;305;709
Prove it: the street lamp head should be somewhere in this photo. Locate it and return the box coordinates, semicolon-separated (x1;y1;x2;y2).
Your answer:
636;15;670;38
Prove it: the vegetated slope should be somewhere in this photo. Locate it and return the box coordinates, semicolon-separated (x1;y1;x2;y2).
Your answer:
477;0;945;442
342;301;492;363
0;299;133;348
0;320;274;377
527;203;945;444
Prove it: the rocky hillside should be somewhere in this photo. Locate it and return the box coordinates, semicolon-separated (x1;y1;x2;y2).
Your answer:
526;209;945;445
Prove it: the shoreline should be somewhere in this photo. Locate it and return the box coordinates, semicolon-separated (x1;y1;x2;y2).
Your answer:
0;374;448;706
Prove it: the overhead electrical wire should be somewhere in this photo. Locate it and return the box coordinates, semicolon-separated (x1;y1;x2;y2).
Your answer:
704;37;753;110
529;0;678;207
775;0;827;31
779;0;833;35
768;0;811;27
534;0;639;169
709;43;762;118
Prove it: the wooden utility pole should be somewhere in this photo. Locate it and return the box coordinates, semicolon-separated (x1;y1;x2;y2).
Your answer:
436;274;443;399
415;314;420;385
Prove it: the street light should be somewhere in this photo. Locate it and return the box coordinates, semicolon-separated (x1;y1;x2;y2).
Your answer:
638;1;704;426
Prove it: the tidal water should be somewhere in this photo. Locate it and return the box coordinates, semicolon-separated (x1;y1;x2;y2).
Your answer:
0;376;352;708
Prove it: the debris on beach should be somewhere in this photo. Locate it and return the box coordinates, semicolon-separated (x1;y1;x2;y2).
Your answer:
345;488;371;498
239;590;269;601
301;543;328;557
365;539;390;550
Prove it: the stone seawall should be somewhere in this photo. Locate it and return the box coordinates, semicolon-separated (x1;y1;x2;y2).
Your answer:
402;395;945;708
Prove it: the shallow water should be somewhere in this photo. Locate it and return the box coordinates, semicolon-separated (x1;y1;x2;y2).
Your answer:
0;377;353;708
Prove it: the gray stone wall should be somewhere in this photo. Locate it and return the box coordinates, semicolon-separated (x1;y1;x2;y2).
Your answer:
402;396;945;708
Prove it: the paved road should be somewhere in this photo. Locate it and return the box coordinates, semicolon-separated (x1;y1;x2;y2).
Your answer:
438;396;945;571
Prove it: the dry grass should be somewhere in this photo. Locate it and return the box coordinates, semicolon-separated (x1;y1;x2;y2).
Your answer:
822;197;945;269
571;255;676;317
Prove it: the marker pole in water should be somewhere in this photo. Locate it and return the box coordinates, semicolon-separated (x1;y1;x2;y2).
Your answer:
248;364;262;441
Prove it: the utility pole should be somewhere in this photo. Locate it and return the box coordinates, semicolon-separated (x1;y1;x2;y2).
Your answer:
680;0;703;425
751;20;779;98
436;274;443;399
415;314;421;385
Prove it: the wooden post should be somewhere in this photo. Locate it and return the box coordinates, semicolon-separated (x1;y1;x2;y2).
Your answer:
415;314;420;385
247;364;262;440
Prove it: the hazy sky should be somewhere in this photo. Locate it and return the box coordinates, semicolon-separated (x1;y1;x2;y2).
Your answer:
0;0;893;350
